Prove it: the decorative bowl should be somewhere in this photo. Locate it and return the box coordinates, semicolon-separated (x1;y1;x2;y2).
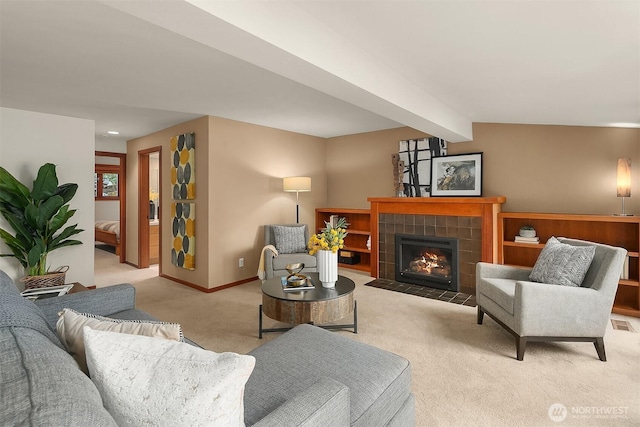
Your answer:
519;228;536;238
286;274;307;287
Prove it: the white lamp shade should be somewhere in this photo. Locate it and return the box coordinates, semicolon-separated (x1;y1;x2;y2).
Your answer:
283;176;311;192
617;158;631;197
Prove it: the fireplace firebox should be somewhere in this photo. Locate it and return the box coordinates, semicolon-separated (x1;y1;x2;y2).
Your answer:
395;234;459;292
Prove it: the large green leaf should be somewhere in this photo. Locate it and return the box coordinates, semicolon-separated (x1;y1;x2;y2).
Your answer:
36;195;64;231
0;203;26;224
49;239;83;252
31;163;58;202
49;224;83;250
1;210;34;244
24;203;40;230
49;205;74;235
0;228;28;267
0;167;30;209
0;228;27;252
54;183;78;205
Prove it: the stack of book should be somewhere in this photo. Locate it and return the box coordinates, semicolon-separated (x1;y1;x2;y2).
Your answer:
21;284;74;301
514;236;540;244
283;275;315;292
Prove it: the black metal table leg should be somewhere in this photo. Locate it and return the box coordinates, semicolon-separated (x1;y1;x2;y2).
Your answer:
353;300;358;334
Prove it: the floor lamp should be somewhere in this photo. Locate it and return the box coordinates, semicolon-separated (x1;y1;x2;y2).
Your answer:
283;177;311;223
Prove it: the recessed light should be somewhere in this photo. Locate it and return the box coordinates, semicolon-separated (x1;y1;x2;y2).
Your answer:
107;131;120;135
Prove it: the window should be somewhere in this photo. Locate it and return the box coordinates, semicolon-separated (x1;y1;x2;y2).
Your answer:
95;165;120;200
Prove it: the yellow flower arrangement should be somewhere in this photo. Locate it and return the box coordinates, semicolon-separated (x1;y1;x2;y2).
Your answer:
308;217;349;255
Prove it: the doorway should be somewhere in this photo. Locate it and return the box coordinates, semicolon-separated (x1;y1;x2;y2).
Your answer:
138;147;162;270
94;151;126;264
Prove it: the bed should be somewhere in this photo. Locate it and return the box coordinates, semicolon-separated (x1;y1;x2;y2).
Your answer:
95;220;120;255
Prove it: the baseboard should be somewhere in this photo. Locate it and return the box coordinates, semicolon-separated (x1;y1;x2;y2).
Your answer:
159;273;258;293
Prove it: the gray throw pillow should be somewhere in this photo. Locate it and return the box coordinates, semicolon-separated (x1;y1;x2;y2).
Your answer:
273;225;307;254
529;237;596;287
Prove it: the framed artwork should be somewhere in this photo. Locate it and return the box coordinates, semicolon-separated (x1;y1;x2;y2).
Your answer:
171;202;195;270
398;137;447;197
430;153;483;197
171;132;195;200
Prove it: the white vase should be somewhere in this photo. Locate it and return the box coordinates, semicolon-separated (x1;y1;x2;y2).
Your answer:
317;250;338;288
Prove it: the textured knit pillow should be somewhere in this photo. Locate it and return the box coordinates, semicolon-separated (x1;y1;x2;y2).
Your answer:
273;225;307;254
56;308;183;374
83;328;255;427
529;237;596;287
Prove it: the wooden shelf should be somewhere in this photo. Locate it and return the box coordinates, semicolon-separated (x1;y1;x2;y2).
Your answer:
344;230;370;236
619;279;639;288
499;212;640;317
338;262;370;272
503;241;545;249
316;208;371;273
341;245;371;254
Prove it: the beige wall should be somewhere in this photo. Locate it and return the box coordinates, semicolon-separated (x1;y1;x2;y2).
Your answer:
448;123;640;214
127;116;326;290
326;127;430;208
327;123;640;215
207;117;326;287
127;116;211;288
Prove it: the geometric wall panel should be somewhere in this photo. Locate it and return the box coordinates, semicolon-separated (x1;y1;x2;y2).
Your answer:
170;132;195;200
171;202;195;270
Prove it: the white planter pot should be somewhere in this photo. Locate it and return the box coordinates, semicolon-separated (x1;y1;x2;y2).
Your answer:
317;250;338;288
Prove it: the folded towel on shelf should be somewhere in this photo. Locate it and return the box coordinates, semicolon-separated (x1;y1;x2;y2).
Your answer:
257;245;278;281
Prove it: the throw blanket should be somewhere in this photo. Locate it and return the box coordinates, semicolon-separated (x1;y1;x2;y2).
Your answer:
257;245;278;281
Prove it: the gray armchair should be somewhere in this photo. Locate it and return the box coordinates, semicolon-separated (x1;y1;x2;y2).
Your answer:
476;237;627;361
263;224;317;279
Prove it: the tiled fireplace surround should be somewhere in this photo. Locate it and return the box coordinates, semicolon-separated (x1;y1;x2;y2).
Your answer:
368;197;506;296
379;214;481;294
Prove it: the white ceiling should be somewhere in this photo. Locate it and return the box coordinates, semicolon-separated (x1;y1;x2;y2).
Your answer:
1;0;638;146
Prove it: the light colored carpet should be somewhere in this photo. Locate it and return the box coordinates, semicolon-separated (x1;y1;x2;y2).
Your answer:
95;255;640;426
94;247;158;287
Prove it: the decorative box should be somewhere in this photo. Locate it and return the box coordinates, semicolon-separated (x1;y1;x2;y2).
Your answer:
338;251;360;265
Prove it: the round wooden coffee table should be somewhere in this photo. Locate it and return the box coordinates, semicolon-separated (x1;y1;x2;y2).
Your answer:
259;272;357;338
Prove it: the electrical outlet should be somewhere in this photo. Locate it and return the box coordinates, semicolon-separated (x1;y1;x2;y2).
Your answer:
239;258;244;268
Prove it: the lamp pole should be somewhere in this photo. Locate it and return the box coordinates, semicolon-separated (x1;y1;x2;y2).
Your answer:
283;176;311;224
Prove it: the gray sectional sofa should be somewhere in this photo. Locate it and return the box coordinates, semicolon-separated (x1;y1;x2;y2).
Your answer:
0;270;414;426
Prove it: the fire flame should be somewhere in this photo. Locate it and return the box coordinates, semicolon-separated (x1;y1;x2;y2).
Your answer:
407;251;450;276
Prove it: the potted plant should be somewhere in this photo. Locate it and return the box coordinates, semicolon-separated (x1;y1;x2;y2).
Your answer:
0;163;83;287
519;224;536;238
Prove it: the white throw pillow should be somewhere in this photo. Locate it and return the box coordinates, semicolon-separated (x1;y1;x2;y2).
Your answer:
56;308;183;374
83;327;255;427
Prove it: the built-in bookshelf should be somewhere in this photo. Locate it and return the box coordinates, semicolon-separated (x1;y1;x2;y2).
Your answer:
498;212;640;318
315;208;371;272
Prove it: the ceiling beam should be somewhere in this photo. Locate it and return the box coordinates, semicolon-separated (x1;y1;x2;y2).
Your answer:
101;0;473;142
